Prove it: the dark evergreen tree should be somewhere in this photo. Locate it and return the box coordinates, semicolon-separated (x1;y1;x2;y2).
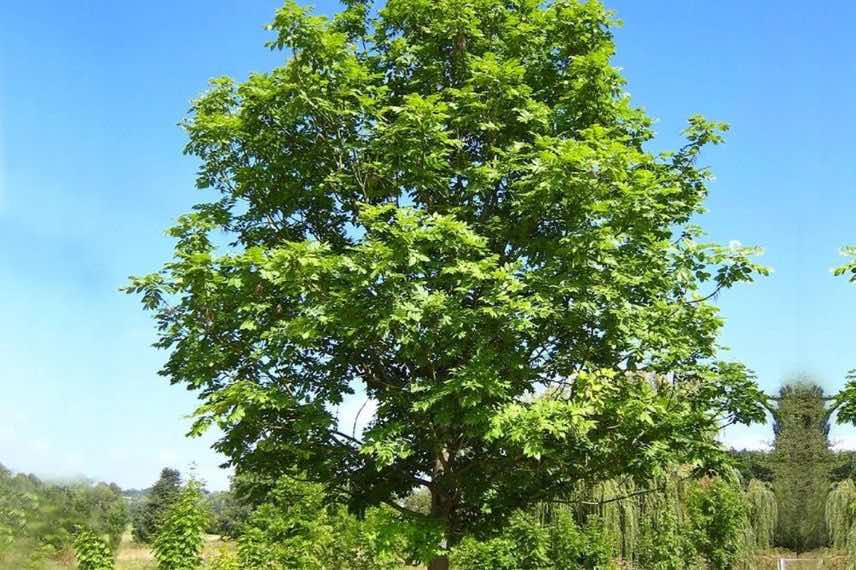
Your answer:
132;468;182;544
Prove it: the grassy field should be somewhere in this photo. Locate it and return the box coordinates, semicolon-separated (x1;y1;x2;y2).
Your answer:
111;532;228;570
0;533;227;570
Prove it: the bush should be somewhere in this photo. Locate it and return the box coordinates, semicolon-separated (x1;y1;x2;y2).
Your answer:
237;476;339;569
638;505;691;570
450;509;613;570
73;529;114;570
450;536;519;570
152;482;209;570
686;479;750;570
236;474;440;569
205;490;251;538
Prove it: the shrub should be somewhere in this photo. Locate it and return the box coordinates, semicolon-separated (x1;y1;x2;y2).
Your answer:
152;482;208;570
237;476;339;569
637;505;690;570
337;505;411;570
236;475;439;569
686;479;750;570
205;544;240;570
73;529;114;570
450;509;613;570
450;536;519;570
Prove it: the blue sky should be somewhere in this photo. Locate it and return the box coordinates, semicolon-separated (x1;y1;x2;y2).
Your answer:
1;1;855;490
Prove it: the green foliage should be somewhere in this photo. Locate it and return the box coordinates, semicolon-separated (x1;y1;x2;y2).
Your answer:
133;467;182;544
0;466;127;567
745;479;777;550
835;371;856;437
237;473;439;569
205;488;251;538
152;482;209;570
73;529;114;570
730;450;774;484
341;504;436;570
128;0;768;559
686;478;751;570
205;544;240;570
237;475;340;569
826;480;856;549
834;246;856;290
449;535;518;570
450;509;612;570
569;471;764;569
831;451;856;483
847;519;856;570
637;497;693;570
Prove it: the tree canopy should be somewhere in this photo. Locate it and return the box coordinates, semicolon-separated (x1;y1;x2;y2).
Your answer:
128;0;768;562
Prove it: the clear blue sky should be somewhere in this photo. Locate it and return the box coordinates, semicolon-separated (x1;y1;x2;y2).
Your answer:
1;1;855;490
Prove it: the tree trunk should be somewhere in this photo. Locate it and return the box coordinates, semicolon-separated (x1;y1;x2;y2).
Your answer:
429;448;456;570
428;555;450;570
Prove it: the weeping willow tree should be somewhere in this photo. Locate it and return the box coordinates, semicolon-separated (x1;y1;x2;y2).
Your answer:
552;469;759;569
827;480;856;550
847;522;856;570
746;479;778;550
541;476;679;564
585;478;643;560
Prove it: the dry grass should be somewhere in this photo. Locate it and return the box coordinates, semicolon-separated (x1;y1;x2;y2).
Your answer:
112;531;227;569
752;549;849;570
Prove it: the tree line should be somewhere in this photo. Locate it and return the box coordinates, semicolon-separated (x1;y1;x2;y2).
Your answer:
0;463;127;567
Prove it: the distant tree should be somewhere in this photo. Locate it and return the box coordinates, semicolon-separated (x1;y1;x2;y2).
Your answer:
70;482;130;551
729;449;774;484
133;468;181;544
0;466;128;565
205;488;251;538
769;381;833;552
127;0;769;567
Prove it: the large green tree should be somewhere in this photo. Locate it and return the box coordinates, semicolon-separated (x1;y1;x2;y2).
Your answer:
128;0;767;566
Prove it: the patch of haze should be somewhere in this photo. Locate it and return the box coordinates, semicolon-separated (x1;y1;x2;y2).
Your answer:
720;422;772;451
